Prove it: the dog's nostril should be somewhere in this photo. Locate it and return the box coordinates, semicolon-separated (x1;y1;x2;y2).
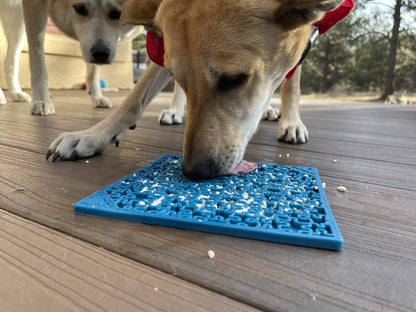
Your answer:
182;158;218;181
90;44;111;64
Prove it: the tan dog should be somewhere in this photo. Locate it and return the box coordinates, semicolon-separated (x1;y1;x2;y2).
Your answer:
48;0;343;180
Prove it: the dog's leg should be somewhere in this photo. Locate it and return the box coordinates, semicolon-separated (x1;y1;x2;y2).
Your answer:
86;63;113;108
0;88;6;105
0;9;8;104
0;0;31;103
158;81;186;125
47;62;172;160
278;65;308;144
22;0;55;115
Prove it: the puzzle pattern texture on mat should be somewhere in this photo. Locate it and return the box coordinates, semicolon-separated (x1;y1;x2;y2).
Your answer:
74;154;343;250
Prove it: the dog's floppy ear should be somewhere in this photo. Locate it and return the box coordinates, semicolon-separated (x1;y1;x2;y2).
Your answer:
275;0;343;30
121;0;163;28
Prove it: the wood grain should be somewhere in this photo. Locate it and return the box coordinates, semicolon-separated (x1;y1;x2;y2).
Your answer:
0;90;415;312
0;209;259;312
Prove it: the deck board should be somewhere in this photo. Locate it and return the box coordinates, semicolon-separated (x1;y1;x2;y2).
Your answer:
0;209;259;312
0;90;415;312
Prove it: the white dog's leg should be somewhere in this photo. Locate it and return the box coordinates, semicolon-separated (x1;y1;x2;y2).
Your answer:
278;65;308;144
0;7;8;104
1;0;31;103
22;0;55;115
86;63;113;108
47;62;172;161
158;81;186;125
0;88;6;105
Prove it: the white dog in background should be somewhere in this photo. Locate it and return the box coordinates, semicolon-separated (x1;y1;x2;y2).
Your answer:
0;0;31;105
0;0;142;114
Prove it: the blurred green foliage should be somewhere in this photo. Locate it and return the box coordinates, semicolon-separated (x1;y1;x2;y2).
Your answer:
301;0;416;94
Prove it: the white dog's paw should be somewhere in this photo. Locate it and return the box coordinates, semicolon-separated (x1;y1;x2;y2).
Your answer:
262;105;279;121
11;91;31;102
278;115;308;144
31;100;56;115
0;93;6;105
91;96;113;108
47;129;124;161
158;109;184;125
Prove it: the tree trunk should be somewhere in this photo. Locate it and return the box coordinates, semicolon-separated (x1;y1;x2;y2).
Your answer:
380;0;402;100
319;41;331;93
412;64;416;92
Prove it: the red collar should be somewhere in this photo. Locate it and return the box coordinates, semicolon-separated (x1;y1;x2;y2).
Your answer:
146;31;165;69
146;0;355;79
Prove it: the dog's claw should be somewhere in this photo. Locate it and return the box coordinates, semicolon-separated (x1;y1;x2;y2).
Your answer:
52;153;60;162
46;149;53;160
279;130;288;142
111;134;120;147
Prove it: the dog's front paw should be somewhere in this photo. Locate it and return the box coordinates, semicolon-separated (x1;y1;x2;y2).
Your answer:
31;100;56;115
11;91;31;103
262;105;279;121
0;92;6;105
91;96;113;108
278;115;308;144
158;109;184;125
46;129;123;161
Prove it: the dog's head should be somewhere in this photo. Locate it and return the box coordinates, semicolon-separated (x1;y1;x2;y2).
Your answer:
49;0;141;64
122;0;342;180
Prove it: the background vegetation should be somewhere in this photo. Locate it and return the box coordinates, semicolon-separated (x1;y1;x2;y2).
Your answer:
301;0;415;99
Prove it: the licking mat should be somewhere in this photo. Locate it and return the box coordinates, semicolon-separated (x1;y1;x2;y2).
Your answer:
74;154;343;250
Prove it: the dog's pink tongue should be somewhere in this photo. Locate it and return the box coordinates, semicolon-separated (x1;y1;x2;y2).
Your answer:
229;160;258;175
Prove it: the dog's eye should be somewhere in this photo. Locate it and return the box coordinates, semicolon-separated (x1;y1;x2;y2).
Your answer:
73;4;88;17
217;74;248;92
109;10;121;20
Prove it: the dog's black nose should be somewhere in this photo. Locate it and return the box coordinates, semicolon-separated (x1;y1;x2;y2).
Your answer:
182;158;219;181
90;43;111;64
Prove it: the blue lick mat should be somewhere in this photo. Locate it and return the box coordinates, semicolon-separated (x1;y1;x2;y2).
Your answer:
74;154;343;250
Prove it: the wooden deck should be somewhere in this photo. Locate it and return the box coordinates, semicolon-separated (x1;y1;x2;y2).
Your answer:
0;90;415;312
